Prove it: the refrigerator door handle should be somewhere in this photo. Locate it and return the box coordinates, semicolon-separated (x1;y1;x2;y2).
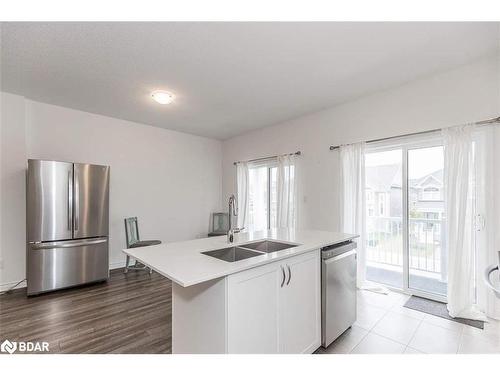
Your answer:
74;175;79;232
68;169;73;231
30;237;108;250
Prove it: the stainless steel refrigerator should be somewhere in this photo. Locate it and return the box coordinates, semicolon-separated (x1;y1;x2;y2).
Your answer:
26;159;110;295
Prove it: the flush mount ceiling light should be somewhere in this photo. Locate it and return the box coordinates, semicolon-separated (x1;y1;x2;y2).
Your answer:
151;90;175;105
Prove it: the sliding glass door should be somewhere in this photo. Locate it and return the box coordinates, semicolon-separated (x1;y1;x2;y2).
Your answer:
365;149;404;289
365;139;447;301
407;146;447;297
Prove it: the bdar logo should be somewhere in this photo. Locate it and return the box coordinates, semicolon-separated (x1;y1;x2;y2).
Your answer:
0;339;49;353
1;339;17;354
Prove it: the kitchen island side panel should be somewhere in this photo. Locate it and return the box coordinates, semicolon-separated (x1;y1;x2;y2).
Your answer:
172;277;227;353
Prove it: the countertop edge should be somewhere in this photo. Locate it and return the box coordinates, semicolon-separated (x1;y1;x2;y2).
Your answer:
122;232;358;288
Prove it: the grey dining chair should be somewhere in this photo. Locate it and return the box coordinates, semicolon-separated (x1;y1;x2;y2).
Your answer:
124;217;162;274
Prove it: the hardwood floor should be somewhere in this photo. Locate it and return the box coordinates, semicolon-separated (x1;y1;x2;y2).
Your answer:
0;269;172;354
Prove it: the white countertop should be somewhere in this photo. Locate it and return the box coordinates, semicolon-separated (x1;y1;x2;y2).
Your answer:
122;229;357;287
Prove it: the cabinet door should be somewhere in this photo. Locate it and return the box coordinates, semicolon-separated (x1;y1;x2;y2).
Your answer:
227;261;283;353
279;250;321;353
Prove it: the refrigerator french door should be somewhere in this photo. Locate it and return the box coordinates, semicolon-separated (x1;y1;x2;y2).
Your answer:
27;160;110;295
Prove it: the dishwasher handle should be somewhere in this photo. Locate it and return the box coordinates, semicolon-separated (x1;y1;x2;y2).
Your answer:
323;249;356;264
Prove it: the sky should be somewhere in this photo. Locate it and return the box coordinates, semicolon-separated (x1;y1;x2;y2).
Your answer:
365;146;443;179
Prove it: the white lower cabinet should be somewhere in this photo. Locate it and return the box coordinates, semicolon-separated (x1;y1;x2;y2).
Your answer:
227;259;281;353
279;250;321;353
227;249;321;353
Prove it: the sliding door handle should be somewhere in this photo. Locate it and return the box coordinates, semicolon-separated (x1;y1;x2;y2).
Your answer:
286;265;291;285
280;265;286;287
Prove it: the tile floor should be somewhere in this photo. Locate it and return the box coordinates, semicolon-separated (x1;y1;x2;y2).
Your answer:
317;290;500;354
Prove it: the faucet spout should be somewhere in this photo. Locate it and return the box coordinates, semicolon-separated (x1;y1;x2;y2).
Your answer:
227;195;243;243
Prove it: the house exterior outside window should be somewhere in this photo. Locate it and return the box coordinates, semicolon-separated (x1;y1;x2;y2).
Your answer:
409;169;444;221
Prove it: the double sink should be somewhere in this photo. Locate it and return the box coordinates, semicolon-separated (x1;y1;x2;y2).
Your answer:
202;240;299;262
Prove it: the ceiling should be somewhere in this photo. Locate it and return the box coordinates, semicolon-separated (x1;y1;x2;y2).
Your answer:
1;22;499;140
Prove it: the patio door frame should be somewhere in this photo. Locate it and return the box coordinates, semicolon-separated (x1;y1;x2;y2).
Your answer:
366;133;447;303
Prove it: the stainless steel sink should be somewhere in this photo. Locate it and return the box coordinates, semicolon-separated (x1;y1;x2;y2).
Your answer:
240;240;298;253
202;246;263;262
202;240;300;262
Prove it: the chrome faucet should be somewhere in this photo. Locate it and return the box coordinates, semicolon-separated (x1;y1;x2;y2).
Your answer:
227;194;244;243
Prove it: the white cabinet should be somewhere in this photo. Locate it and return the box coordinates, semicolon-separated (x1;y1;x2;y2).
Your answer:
227;260;282;353
279;250;321;353
227;249;320;354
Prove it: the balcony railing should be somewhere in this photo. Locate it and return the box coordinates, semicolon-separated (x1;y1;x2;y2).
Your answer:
366;216;446;277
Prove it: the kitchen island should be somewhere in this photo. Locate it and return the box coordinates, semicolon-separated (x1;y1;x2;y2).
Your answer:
123;229;356;354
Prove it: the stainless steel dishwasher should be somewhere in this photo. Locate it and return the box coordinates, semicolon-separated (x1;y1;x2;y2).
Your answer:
321;240;357;348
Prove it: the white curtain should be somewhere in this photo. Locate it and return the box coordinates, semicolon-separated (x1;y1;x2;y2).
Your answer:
443;124;487;321
473;126;500;320
338;143;365;289
236;162;250;229
276;154;297;228
339;143;387;293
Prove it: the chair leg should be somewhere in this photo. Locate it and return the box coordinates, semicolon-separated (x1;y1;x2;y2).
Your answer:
124;255;130;273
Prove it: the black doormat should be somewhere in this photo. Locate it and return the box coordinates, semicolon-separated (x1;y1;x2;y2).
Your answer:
404;296;484;329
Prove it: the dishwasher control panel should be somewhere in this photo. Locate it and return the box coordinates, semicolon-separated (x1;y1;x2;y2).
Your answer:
321;240;357;260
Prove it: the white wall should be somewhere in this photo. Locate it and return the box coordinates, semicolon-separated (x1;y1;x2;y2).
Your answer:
222;56;500;232
0;93;27;288
0;93;223;289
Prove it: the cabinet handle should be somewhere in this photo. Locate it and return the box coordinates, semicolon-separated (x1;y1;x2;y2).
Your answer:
280;266;286;287
286;265;291;285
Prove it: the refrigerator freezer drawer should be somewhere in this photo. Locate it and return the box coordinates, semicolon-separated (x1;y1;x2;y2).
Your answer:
27;237;109;295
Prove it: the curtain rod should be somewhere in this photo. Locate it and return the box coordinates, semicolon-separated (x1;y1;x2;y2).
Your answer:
233;151;301;165
328;116;500;151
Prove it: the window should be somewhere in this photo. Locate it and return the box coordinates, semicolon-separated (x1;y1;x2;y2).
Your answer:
247;163;277;231
367;191;373;202
422;187;441;201
246;161;295;231
378;196;385;216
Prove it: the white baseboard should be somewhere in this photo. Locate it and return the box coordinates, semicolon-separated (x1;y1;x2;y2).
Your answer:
0;279;27;292
0;261;128;292
109;260;127;270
